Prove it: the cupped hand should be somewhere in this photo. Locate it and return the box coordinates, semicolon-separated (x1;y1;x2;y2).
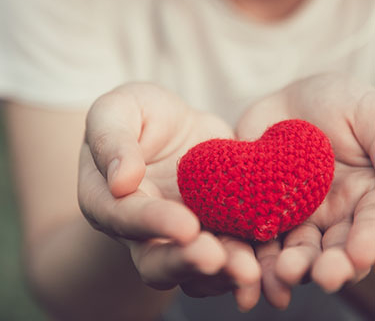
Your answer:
236;73;375;308
78;83;261;311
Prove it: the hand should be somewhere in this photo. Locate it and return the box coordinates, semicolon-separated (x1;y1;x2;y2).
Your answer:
78;83;261;311
236;73;375;308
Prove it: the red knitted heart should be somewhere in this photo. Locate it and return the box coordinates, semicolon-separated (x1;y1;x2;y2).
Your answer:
177;119;334;242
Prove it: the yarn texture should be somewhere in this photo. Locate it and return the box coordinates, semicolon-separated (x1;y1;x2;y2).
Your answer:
177;119;335;242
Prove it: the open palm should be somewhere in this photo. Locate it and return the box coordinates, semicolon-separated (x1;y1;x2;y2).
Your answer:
78;83;261;311
236;73;375;308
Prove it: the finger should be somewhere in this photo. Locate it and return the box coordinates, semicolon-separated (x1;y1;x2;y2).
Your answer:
349;267;372;284
346;189;375;270
312;220;355;293
219;237;261;312
180;237;262;307
220;236;261;286
256;240;291;310
180;236;261;302
233;282;261;313
312;248;355;293
79;145;200;243
235;93;290;140
86;88;146;197
276;222;322;285
128;232;227;290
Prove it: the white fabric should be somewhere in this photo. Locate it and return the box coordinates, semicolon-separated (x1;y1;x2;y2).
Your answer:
0;0;374;124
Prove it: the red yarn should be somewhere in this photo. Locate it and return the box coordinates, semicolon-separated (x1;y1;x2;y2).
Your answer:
177;119;334;242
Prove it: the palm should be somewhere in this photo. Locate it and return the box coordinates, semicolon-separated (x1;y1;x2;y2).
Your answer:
236;74;375;307
80;84;264;312
286;76;375;243
140;111;233;202
309;161;373;230
304;115;374;232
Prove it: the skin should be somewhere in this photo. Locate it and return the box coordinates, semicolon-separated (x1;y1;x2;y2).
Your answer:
80;74;374;313
236;73;375;308
230;0;306;21
79;83;262;310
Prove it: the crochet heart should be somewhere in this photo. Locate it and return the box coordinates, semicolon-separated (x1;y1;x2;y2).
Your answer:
177;119;334;242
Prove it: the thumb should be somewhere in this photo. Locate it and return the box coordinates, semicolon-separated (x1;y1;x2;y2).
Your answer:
236;93;290;140
86;90;146;198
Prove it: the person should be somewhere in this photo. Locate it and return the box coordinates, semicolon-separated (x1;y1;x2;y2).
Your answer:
1;0;374;320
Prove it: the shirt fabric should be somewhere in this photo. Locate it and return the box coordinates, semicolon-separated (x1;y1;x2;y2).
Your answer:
0;0;374;125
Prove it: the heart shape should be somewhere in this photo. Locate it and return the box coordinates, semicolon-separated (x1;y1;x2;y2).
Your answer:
177;119;334;242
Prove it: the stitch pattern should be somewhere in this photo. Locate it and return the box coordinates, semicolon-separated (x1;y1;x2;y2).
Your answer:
177;120;335;242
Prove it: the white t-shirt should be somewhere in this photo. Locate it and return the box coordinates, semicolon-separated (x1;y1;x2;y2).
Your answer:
0;0;374;125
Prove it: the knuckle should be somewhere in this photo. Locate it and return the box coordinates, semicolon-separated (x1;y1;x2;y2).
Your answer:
78;193;105;233
77;184;94;221
90;132;110;161
78;182;113;234
86;215;105;233
90;91;121;114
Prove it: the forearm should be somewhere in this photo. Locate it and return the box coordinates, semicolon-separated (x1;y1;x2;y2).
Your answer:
26;214;176;321
4;103;175;321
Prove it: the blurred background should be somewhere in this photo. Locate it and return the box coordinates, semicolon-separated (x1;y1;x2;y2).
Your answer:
0;109;46;320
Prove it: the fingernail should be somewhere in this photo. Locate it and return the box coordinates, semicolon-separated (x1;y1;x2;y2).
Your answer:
107;158;120;184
